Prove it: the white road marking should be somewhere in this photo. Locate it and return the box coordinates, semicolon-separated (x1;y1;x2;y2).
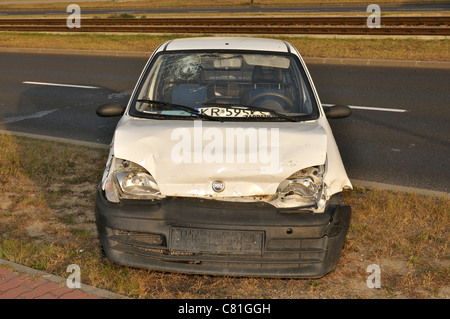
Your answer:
322;103;408;113
23;81;100;89
1;109;58;124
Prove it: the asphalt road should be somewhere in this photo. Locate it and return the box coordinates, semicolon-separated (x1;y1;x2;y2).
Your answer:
0;3;449;15
0;52;448;192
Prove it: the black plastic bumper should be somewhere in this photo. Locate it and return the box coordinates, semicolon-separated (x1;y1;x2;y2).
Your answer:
95;186;351;278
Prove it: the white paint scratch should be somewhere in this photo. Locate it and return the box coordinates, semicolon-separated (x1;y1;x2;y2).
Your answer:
323;103;407;113
23;81;100;89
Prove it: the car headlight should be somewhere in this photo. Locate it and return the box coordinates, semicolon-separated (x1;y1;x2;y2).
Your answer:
103;157;160;203
276;165;326;209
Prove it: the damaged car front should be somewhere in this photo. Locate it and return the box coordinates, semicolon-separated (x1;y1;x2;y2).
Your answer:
95;37;352;278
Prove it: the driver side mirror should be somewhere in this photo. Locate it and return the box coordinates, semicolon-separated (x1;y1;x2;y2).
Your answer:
96;103;125;117
323;104;352;119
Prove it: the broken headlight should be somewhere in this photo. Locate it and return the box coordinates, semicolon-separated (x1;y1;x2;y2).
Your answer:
103;157;160;203
275;165;326;210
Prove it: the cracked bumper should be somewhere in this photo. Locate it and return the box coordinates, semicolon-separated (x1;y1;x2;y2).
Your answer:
95;186;351;278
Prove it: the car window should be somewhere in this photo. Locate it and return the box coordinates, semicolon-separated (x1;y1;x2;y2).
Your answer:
131;51;318;121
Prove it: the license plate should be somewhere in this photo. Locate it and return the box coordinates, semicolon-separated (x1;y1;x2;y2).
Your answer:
170;227;264;255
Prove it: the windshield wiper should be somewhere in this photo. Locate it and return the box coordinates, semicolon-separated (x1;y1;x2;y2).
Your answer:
136;99;219;121
202;103;299;122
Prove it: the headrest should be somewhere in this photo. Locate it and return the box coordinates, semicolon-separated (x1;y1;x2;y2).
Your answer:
252;66;283;84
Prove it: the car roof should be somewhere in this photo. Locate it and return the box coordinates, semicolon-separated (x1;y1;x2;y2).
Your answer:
161;37;293;53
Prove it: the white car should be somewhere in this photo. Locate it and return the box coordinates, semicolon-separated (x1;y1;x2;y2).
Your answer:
95;37;352;277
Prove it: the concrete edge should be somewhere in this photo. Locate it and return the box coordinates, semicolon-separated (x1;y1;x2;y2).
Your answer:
351;179;449;199
0;259;129;299
0;46;152;58
303;56;450;69
0;129;110;149
1;129;448;199
1;46;449;69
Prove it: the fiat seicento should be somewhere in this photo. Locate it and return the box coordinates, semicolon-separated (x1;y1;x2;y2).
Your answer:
95;37;352;278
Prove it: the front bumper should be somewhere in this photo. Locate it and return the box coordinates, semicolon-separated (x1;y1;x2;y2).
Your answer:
95;186;351;278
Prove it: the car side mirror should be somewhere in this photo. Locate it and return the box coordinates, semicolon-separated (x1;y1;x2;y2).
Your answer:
323;104;352;119
96;103;125;117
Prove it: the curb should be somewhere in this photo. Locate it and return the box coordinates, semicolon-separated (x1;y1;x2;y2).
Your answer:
0;259;129;299
351;179;449;199
0;46;152;58
1;46;450;69
0;129;110;150
303;56;450;69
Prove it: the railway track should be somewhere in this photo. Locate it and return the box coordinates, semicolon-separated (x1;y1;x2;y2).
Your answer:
1;16;449;35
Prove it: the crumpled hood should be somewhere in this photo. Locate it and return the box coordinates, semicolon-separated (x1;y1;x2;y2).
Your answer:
112;117;350;197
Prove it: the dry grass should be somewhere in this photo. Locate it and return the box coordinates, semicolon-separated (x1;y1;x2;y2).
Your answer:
0;132;448;298
0;32;173;52
1;32;449;62
286;37;450;61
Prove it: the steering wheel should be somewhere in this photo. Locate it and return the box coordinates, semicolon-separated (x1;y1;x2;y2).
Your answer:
247;92;295;110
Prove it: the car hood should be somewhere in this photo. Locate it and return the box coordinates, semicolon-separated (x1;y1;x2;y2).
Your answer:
112;116;351;197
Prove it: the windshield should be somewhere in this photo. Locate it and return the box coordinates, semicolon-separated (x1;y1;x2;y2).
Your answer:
130;51;319;121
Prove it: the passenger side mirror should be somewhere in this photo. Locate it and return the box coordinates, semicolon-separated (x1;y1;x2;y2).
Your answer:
96;103;125;117
323;104;352;119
